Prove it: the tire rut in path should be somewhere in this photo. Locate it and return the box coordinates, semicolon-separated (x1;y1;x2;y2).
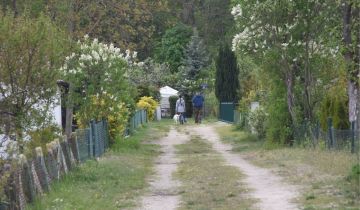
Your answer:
137;128;188;210
190;125;299;210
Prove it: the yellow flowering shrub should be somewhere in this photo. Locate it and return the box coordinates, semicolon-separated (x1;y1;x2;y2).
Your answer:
76;94;130;142
136;96;158;121
107;103;130;140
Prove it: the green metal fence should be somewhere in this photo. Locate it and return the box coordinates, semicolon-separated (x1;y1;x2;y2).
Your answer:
127;110;147;135
74;120;110;162
219;102;235;123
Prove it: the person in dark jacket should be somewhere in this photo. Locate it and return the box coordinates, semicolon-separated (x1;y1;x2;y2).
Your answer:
192;92;204;123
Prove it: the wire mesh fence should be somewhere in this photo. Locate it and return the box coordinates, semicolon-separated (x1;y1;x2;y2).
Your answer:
235;112;359;154
293;120;359;153
0;110;148;209
126;110;147;136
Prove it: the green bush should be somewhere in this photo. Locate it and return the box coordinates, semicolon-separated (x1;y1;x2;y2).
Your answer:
319;89;349;130
265;94;293;145
137;85;161;102
26;125;61;157
248;108;267;139
204;91;219;118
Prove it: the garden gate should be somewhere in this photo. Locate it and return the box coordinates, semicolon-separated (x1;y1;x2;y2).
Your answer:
219;102;235;123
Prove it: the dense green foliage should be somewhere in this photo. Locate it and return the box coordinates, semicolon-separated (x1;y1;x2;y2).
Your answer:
231;0;359;144
0;0;236;145
194;0;235;55
0;12;69;141
181;30;209;81
4;0;356;149
154;23;193;73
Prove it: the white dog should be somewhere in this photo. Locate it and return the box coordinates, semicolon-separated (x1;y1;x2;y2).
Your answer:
173;114;180;124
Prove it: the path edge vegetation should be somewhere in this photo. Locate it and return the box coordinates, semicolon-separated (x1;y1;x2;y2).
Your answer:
27;120;170;210
215;124;360;210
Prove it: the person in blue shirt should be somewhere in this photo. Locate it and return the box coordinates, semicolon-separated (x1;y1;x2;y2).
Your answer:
192;92;204;123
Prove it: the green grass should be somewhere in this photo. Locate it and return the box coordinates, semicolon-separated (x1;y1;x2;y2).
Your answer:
216;125;360;210
175;136;255;210
28;120;170;210
216;126;263;152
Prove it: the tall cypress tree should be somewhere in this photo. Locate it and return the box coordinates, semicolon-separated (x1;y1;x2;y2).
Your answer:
215;44;240;102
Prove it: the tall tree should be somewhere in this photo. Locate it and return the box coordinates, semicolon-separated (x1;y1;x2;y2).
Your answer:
168;0;197;26
195;0;235;55
0;13;69;143
1;0;171;59
342;0;360;129
231;0;341;125
154;23;192;73
215;44;240;102
182;29;209;80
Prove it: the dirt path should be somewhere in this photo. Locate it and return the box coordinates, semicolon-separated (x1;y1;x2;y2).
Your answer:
137;128;188;210
190;124;300;210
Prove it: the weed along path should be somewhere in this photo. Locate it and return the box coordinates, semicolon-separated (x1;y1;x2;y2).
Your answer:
137;128;188;210
189;124;300;210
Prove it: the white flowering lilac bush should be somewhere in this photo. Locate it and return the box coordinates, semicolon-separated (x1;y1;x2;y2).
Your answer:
61;36;138;140
231;1;340;58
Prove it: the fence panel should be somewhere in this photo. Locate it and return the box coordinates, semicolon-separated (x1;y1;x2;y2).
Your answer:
219;102;235;123
75;128;91;162
293;120;359;153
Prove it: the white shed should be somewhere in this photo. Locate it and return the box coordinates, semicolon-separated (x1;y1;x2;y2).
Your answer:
159;86;178;117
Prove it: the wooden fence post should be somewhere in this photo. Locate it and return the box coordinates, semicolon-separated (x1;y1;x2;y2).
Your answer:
34;147;50;192
18;154;35;203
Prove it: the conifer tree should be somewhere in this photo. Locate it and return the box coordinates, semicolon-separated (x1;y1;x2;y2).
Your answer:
215;44;240;102
182;29;209;80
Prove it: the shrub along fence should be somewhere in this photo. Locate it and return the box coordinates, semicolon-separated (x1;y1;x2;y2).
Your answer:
1;110;147;210
235;113;359;154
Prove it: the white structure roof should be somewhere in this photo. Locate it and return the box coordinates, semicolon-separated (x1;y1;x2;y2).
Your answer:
159;86;178;109
160;86;178;97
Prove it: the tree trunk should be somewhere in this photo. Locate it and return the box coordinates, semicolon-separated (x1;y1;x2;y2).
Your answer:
285;69;297;127
181;1;195;26
303;44;313;121
342;1;360;128
67;0;74;35
12;0;18;17
348;81;359;123
354;6;360;130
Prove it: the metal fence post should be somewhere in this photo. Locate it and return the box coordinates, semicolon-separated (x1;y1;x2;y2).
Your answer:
89;121;95;158
332;126;336;149
351;121;355;153
103;120;109;149
327;117;333;149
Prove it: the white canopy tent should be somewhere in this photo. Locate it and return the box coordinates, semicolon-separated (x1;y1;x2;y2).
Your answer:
159;86;179;109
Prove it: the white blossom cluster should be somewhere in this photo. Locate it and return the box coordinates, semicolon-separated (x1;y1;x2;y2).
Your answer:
231;0;342;59
232;28;249;51
61;35;138;77
231;4;242;20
